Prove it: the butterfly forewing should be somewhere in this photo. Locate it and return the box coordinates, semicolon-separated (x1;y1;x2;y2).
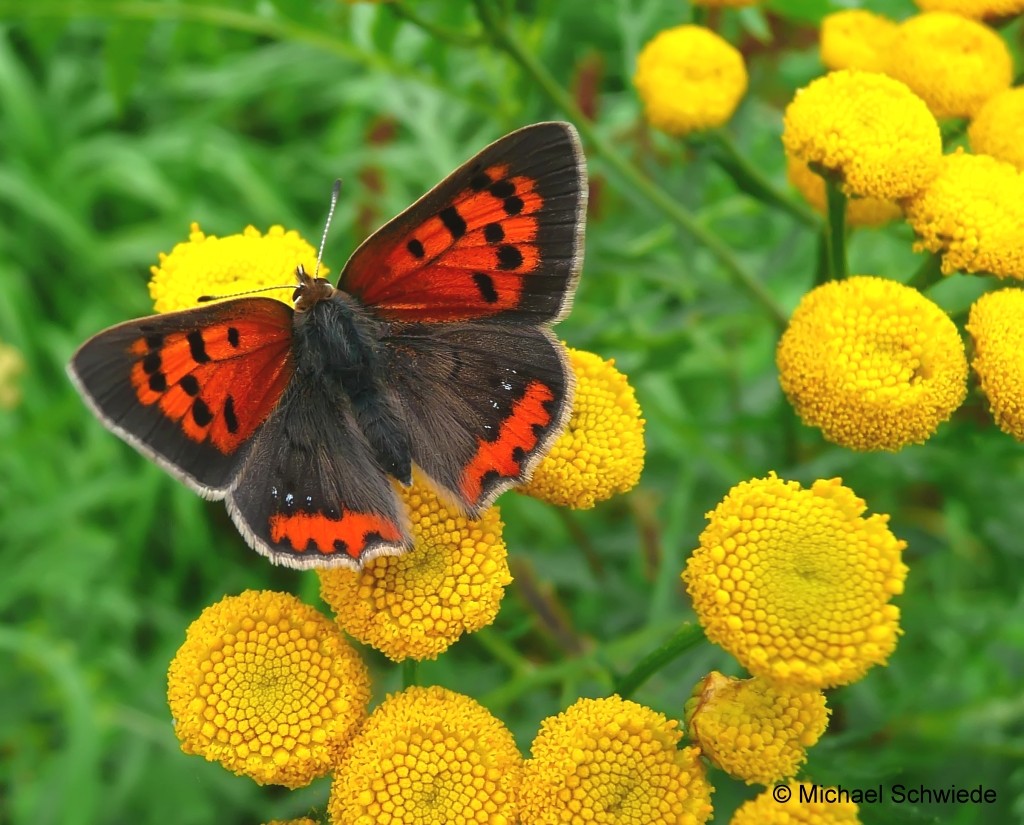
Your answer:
340;122;586;324
68;298;295;496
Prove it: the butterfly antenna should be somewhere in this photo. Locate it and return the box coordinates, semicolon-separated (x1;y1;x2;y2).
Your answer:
314;179;342;281
197;284;294;303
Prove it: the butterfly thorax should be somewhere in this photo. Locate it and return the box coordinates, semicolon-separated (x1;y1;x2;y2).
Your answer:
290;285;413;486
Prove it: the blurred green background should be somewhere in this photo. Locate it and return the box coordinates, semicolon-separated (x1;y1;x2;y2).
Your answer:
1;1;1023;823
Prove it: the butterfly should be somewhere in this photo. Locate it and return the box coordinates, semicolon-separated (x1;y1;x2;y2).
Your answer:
68;122;587;570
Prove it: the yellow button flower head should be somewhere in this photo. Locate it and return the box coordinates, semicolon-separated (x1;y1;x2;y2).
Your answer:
328;685;521;825
904;149;1024;279
914;0;1024;20
520;695;713;824
683;474;908;689
263;819;318;825
319;476;511;661
967;289;1024;440
522;348;645;509
634;26;748;136
885;12;1012;119
149;223;322;312
730;782;861;824
0;341;25;410
786;157;901;228
969;88;1024;171
820;10;897;72
684;671;830;785
167;590;370;788
776;276;967;451
782;70;941;200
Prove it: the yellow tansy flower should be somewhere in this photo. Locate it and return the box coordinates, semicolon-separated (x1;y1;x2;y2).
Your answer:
522;348;645;509
318;476;511;661
885;12;1012;119
634;25;748;136
329;686;521;824
782;70;941;200
520;695;713;824
967;289;1024;440
904;149;1024;279
969;87;1024;171
819;10;897;73
0;341;25;409
730;782;861;824
914;0;1024;21
683;474;908;689
786;156;901;228
685;671;830;785
167;590;370;788
149;223;322;312
263;820;318;825
776;276;967;451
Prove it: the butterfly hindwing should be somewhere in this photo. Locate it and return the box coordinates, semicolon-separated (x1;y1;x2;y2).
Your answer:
381;321;572;515
67;298;294;496
226;380;410;569
340;122;586;323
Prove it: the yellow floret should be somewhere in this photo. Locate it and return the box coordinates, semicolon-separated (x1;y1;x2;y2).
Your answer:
820;10;897;72
782;70;941;200
969;88;1024;171
523;348;645;508
634;25;748;136
329;686;522;825
885;12;1012;118
967;289;1024;440
914;0;1024;19
521;695;713;824
904;149;1024;279
166;590;370;787
685;671;830;785
776;276;967;451
683;474;908;689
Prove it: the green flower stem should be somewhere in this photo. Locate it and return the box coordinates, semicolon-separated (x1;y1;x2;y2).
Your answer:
471;0;789;329
402;658;419;688
613;623;705;699
824;177;848;280
907;252;945;291
705;130;819;228
390;1;484;47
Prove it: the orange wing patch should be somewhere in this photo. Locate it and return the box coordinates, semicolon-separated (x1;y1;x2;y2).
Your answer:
461;379;555;506
128;304;293;454
269;510;404;560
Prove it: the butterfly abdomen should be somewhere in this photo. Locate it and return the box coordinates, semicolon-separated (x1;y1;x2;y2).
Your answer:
293;292;413;485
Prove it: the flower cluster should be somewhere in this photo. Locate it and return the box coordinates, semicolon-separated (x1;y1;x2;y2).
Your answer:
683;474;908;689
329;686;522;824
318;476;511;661
969;88;1024;171
782;70;941;200
731;783;861;824
685;671;830;785
777;276;967;451
166;590;370;787
967;289;1024;440
820;10;895;72
904;150;1024;279
523;348;645;508
634;25;748;136
520;695;713;824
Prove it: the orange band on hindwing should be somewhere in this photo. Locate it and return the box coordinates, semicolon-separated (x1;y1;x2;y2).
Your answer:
269;510;404;560
460;379;556;506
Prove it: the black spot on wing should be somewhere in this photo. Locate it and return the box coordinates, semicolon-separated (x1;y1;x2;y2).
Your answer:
192;397;213;427
180;374;200;396
483;222;504;244
497;245;523;270
439;205;467;240
142;351;161;375
503;196;524;216
224;395;239;434
473;272;499;304
227;327;240;347
187;330;210;364
407;239;425;259
148;372;167;393
489;179;515;198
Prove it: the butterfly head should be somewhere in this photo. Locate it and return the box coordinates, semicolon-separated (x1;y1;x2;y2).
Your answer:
293;264;336;312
